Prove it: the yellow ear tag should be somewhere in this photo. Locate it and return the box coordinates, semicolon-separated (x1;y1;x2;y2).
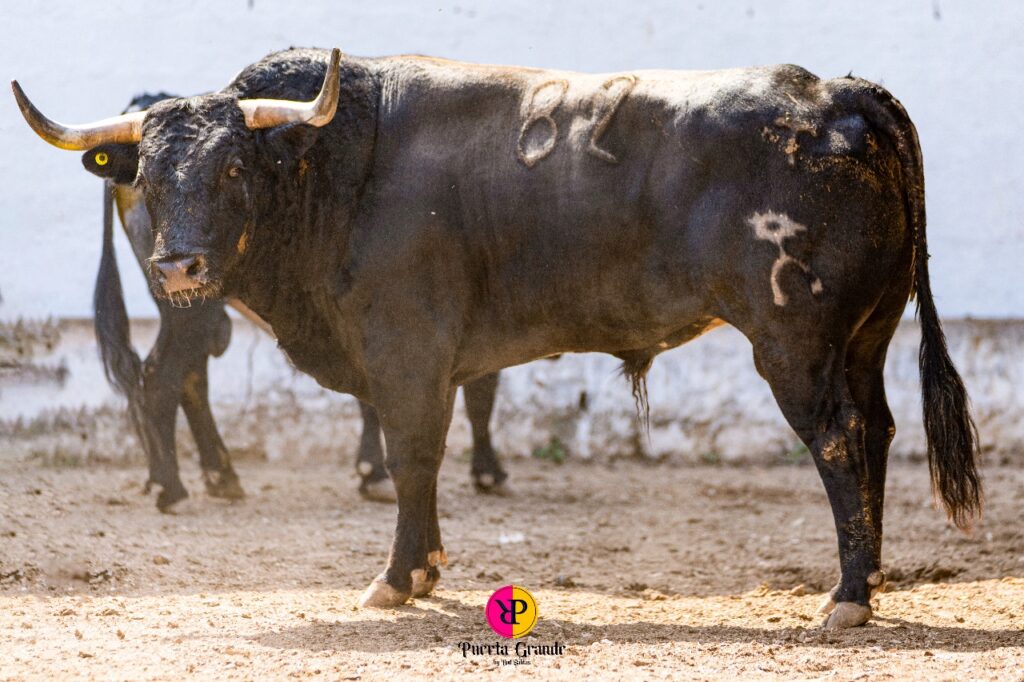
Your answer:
95;152;109;166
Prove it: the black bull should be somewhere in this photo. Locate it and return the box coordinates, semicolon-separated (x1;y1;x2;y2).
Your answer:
93;95;508;508
15;48;980;628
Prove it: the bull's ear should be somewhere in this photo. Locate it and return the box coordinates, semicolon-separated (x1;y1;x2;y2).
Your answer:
81;144;140;185
265;123;320;164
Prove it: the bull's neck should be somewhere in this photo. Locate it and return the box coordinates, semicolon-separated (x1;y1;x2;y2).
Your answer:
223;60;381;393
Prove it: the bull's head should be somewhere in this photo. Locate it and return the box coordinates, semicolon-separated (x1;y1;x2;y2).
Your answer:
12;49;342;305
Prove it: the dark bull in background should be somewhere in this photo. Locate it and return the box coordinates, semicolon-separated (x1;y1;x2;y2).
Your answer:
91;91;508;508
12;46;981;629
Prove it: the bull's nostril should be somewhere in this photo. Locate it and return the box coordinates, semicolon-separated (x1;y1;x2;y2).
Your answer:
154;254;204;293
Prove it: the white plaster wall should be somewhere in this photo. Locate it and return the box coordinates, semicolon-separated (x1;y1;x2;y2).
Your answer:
0;1;1021;319
3;319;1021;463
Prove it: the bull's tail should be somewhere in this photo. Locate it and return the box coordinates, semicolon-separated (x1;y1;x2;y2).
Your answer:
94;181;143;401
859;84;981;528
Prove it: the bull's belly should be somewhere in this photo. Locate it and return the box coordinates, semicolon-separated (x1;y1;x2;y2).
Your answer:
453;310;724;383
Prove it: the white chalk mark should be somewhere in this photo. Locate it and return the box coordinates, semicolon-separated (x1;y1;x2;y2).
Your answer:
828;129;851;153
747;211;823;306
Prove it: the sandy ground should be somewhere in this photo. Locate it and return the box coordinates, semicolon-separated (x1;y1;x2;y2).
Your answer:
0;455;1022;681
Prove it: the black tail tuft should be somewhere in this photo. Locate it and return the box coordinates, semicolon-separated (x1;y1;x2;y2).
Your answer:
618;351;654;433
858;85;982;528
916;252;982;529
95;181;166;485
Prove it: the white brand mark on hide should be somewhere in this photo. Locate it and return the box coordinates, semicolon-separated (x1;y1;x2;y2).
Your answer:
747;211;823;306
586;75;636;164
516;80;569;168
516;76;638;167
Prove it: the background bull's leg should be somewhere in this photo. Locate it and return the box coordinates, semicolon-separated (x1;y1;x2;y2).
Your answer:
355;401;396;502
753;336;881;629
357;374;505;502
359;385;454;608
141;304;231;511
464;372;509;494
180;358;245;500
140;323;188;512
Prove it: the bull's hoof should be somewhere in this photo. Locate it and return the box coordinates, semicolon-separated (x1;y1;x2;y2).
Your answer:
204;470;246;500
359;478;397;503
163;496;195;515
155;482;189;513
411;567;441;598
821;601;872;629
358;579;411;608
473;473;512;496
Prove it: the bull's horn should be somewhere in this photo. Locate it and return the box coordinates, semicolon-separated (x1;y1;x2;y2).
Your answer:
238;48;341;129
10;81;146;150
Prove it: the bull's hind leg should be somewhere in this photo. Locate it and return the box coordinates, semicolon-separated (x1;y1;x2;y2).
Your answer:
754;334;881;628
464;372;510;494
819;296;905;609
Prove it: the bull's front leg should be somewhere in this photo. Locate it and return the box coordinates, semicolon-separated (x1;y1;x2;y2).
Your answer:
358;381;455;608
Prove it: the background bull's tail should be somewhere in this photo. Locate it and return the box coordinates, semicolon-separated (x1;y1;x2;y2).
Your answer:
861;84;982;528
94;181;143;401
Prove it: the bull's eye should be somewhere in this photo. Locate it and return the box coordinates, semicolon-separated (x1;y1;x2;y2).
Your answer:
95;152;109;166
227;161;244;179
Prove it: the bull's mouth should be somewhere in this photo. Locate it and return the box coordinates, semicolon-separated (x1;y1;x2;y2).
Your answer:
153;280;224;308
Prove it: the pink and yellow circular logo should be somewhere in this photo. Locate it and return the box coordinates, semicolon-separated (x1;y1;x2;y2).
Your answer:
485;585;538;638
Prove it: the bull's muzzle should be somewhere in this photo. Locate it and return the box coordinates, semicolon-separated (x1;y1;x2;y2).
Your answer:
152;254;208;294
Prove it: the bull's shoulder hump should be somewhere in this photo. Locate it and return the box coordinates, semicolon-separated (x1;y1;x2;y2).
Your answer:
376;58;831;111
378;56;821;91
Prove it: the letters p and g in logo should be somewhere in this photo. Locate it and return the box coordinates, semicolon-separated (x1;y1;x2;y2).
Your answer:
485;585;538;638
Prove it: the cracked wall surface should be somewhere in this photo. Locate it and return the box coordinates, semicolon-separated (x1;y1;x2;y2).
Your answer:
3;318;1021;465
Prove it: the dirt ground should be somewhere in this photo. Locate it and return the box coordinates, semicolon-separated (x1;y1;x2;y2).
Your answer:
0;455;1021;681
